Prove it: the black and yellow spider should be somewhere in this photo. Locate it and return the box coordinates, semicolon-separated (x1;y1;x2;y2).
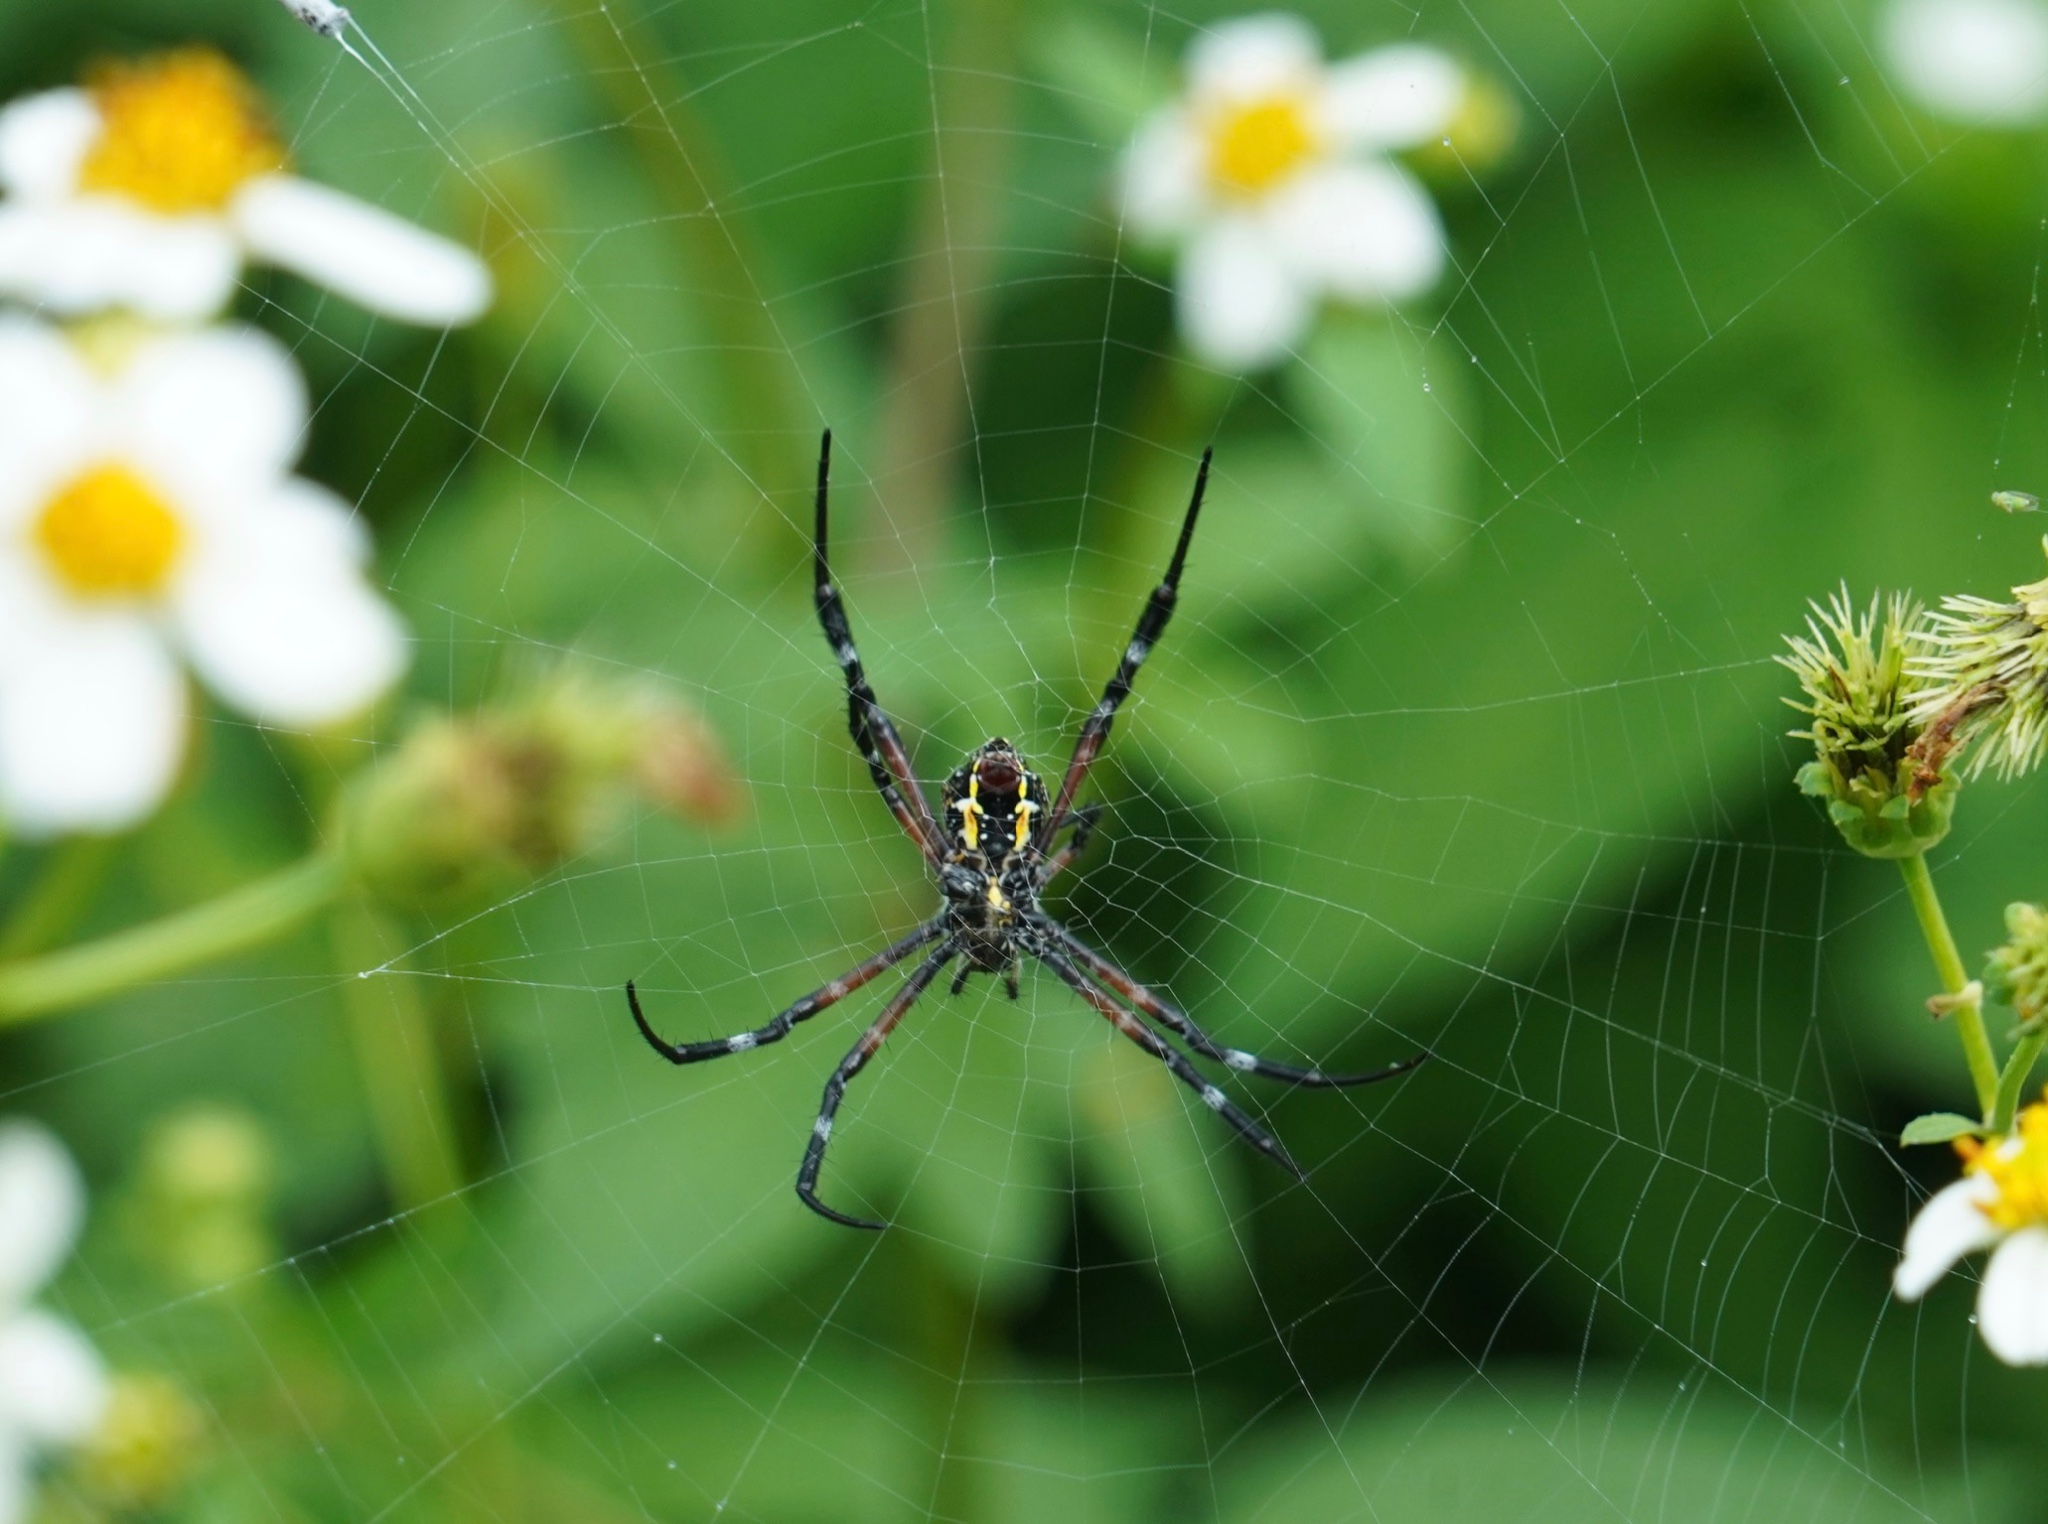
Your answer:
626;431;1425;1228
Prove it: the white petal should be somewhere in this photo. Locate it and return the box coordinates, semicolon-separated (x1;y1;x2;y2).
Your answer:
0;201;238;321
1186;13;1324;105
176;480;405;726
0;315;95;534
1323;43;1466;150
0;594;186;836
232;174;491;326
1978;1225;2048;1362
1883;0;2048;124
0;1309;106;1446
1893;1173;2002;1300
0;89;97;201
0;1123;82;1310
115;326;306;512
1267;159;1446;303
1122;110;1207;239
1176;216;1312;369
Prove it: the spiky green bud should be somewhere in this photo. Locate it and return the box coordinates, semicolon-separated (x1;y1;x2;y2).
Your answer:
1780;586;1955;857
1910;536;2048;781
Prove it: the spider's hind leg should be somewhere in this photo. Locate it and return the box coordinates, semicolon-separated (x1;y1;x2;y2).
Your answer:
950;964;973;997
1004;966;1020;1002
1050;925;1428;1087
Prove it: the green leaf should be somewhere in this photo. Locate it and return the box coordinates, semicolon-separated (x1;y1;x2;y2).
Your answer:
1901;1111;1981;1146
1215;1371;2022;1524
1069;1037;1250;1311
1285;312;1472;565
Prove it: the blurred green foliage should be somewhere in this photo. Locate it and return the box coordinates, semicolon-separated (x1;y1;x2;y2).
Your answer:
6;0;2048;1517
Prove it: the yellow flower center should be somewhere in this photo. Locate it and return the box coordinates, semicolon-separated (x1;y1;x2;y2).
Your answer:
34;466;185;599
1959;1090;2048;1231
77;50;286;214
1206;94;1320;196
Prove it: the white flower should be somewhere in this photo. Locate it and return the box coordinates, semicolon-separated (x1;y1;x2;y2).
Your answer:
0;315;406;835
0;1122;109;1524
0;49;490;325
1882;0;2048;126
1894;1092;2048;1363
1120;14;1463;369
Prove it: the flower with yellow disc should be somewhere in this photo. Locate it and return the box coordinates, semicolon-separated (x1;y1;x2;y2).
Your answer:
0;314;405;834
1895;1088;2048;1363
1120;14;1471;369
0;49;489;324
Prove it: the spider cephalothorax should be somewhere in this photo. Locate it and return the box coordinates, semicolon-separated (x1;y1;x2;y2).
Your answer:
627;430;1425;1228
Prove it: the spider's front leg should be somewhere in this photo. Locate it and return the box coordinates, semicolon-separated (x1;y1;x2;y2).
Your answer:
626;923;944;1064
1036;801;1103;887
1036;450;1210;850
813;429;946;864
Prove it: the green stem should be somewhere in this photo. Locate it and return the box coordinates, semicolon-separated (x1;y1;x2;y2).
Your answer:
871;0;1021;575
1897;851;2000;1121
1993;1027;2048;1134
0;850;345;1025
331;897;464;1210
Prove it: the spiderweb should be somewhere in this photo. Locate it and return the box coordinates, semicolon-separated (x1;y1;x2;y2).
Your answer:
14;0;2048;1518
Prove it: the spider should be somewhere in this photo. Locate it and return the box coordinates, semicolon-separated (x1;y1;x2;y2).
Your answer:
626;431;1426;1228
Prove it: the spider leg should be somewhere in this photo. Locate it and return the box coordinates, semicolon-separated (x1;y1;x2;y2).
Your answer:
1036;450;1210;850
949;964;972;997
1045;924;1428;1086
813;429;946;864
1035;801;1103;887
798;939;958;1228
626;922;944;1064
1033;945;1304;1180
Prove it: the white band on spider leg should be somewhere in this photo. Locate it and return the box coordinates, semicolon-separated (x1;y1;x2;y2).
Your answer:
277;0;351;37
813;1116;834;1140
1224;1050;1258;1071
728;1033;759;1052
1200;1085;1230;1111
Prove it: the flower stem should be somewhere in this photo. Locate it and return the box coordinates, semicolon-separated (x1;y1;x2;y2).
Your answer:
0;850;345;1025
1897;851;2000;1121
871;0;1022;575
330;898;464;1210
1992;1028;2048;1134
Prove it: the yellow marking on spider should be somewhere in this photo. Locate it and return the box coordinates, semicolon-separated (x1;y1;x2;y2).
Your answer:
1013;798;1036;850
986;879;1011;914
960;774;984;851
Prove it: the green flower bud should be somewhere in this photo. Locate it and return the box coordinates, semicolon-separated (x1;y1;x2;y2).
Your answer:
1986;901;2048;1032
1413;68;1520;179
127;1105;276;1290
341;672;740;913
74;1372;207;1513
1780;587;1954;857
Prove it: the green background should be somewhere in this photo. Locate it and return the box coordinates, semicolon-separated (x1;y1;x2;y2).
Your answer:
4;0;2047;1517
